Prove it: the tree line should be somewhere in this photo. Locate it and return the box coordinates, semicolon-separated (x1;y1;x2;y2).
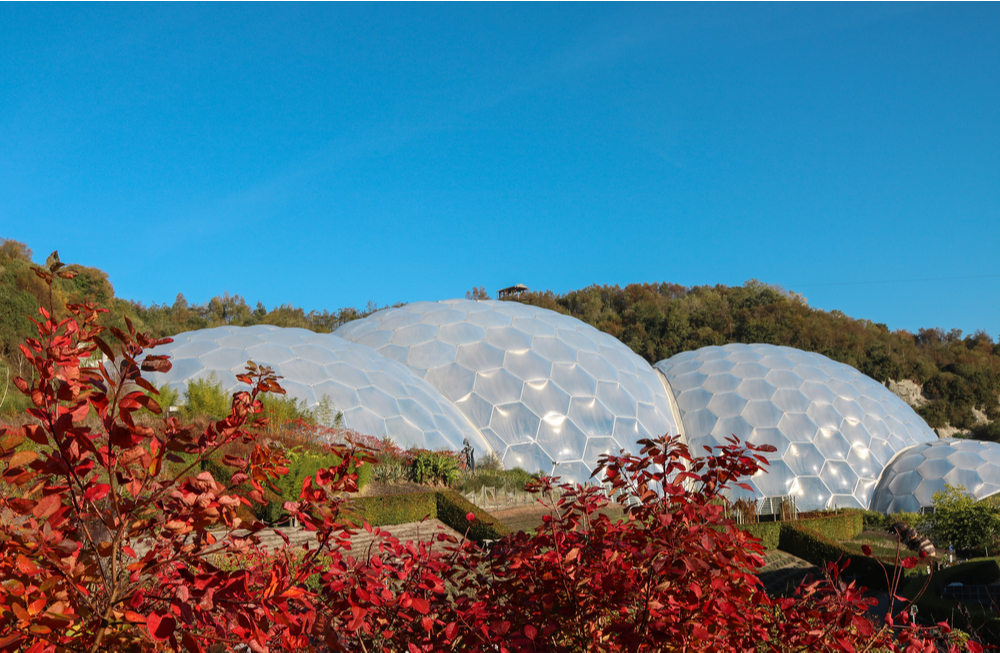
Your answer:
508;281;1000;433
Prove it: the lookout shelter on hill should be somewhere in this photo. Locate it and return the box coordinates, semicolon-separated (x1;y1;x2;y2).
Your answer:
497;284;528;299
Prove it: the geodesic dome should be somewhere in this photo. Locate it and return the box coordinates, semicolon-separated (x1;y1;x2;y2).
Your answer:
334;299;682;483
145;325;492;455
870;438;1000;514
654;344;938;511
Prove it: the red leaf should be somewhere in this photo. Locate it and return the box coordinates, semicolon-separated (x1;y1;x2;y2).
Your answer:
861;545;872;557
410;597;430;615
92;336;116;362
900;556;918;569
16;555;39;576
23;425;47;446
8;450;37;469
147;610;175;642
32;494;62;521
524;624;537;641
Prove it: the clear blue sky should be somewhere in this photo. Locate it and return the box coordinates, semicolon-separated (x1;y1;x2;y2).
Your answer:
2;3;997;336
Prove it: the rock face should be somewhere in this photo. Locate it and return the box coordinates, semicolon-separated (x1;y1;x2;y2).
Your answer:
885;379;928;408
935;425;969;439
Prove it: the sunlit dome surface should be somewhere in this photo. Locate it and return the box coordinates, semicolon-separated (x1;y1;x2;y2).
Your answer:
870;438;1000;514
654;344;938;511
146;325;492;455
334;299;682;483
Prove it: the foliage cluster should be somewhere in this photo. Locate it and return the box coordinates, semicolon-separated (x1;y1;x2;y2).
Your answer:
926;485;1000;554
0;253;985;652
408;449;461;486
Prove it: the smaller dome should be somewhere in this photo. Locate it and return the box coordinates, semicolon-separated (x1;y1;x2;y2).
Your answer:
145;325;493;456
871;438;1000;513
655;343;938;511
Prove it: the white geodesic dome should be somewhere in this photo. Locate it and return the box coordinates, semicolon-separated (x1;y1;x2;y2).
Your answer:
145;325;492;455
654;344;938;511
870;438;1000;513
334;299;682;483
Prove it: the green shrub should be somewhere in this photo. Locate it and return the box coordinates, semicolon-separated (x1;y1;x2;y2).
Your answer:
928;485;1000;554
349;491;509;544
842;508;893;531
901;557;1000;647
203;445;372;524
408;450;460;486
182;374;231;420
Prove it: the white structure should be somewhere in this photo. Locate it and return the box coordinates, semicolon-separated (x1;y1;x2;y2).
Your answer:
335;299;682;483
145;325;492;455
870;438;1000;513
654;344;938;511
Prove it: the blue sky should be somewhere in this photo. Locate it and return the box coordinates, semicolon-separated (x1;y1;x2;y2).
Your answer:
1;3;997;336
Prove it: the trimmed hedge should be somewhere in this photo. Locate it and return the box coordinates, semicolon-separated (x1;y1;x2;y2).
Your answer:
735;522;781;550
352;492;438;527
350;491;509;544
798;510;864;541
733;511;861;552
778;522;899;590
436;490;510;543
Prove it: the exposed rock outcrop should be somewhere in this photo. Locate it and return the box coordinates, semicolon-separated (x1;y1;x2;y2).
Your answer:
885;379;929;408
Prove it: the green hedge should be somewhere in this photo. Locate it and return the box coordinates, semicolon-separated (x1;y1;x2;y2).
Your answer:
352;492;438;527
350;491;509;544
797;511;864;541
735;522;781;550
778;522;899;591
732;511;861;552
436;490;509;543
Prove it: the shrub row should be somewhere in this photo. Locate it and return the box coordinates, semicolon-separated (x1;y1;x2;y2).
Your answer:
778;522;900;591
733;510;862;551
351;490;509;544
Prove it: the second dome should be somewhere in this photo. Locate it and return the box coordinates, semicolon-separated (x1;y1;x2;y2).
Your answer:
335;299;682;482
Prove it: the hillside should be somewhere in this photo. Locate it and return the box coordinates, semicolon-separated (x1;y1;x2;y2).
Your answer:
2;238;998;439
